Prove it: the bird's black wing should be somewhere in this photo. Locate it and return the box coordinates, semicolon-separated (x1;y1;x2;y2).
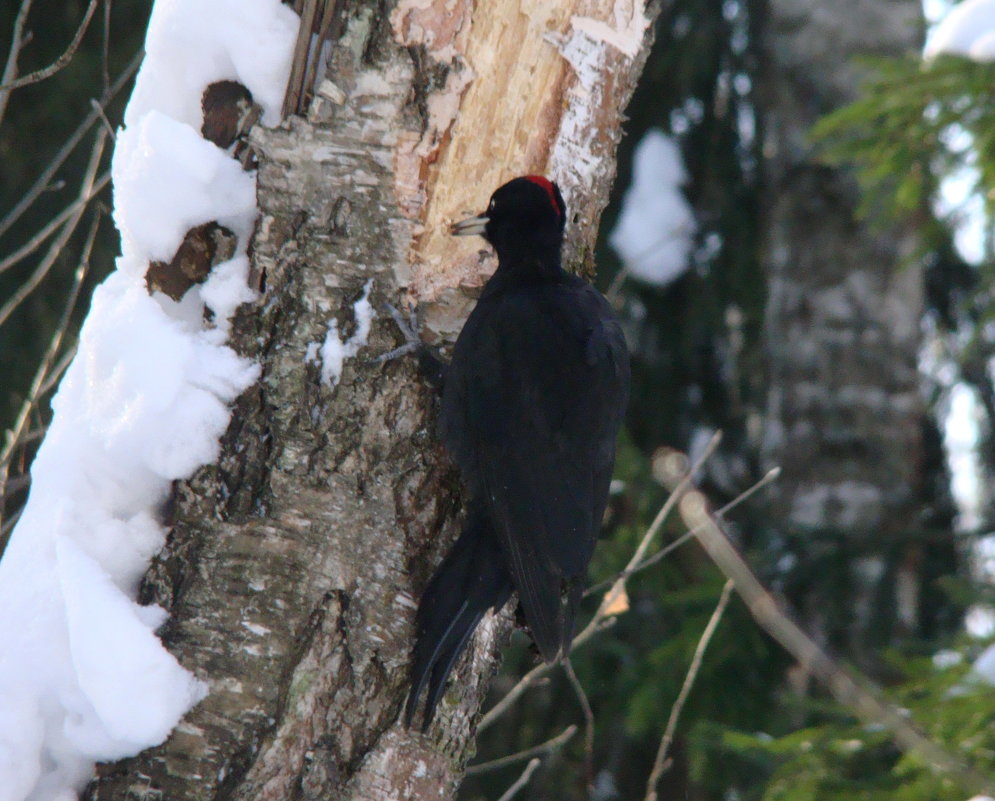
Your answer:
440;276;629;661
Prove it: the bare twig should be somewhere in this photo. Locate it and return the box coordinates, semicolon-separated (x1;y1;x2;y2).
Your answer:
678;490;995;798
589;433;722;620
0;0;35;126
0;47;141;240
101;0;112;95
604;265;629;307
620;466;781;582
644;579;734;801
466;725;577;776
478;618;616;732
89;97;117;139
39;347;78;397
586;466;781;599
605;228;693;306
0;131;106;330
0;206;98;543
1;205;97;484
563;658;594;788
0;0;100;93
0;170;110;278
495;757;541;801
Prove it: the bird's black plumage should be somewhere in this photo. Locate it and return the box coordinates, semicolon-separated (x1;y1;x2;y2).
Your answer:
405;176;630;729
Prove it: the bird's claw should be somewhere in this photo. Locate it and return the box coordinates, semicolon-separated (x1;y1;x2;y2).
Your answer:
372;341;420;365
373;301;423;365
385;302;420;342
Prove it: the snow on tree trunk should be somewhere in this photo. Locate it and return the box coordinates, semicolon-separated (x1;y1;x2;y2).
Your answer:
86;1;655;799
757;0;927;657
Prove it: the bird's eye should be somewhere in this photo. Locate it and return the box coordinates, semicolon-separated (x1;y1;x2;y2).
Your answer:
488;199;496;212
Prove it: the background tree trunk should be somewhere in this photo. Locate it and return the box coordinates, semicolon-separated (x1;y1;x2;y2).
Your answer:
757;0;936;663
86;1;656;798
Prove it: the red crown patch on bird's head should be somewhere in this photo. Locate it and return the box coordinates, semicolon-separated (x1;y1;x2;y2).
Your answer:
524;175;563;220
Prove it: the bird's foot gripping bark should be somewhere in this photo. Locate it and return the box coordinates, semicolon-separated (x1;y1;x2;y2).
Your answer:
374;302;447;389
374;302;422;363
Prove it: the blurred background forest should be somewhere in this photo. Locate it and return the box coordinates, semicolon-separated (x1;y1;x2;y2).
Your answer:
3;0;995;799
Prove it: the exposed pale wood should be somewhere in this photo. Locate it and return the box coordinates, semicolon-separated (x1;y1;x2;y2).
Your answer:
392;0;653;333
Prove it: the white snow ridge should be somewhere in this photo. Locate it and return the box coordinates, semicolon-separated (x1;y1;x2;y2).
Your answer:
0;1;298;799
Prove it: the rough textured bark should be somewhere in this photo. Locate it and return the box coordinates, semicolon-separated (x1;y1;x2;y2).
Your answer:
86;1;655;799
757;0;927;657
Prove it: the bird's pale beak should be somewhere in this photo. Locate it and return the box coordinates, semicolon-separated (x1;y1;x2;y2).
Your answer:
450;214;489;237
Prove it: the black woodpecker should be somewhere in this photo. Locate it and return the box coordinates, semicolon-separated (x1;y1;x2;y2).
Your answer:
400;176;630;729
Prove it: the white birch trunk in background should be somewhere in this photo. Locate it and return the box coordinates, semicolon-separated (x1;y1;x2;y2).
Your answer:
758;0;927;658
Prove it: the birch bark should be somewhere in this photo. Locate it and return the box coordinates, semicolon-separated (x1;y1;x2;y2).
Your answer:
87;1;657;798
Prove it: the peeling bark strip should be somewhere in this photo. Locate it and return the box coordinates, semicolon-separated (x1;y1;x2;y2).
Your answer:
89;1;656;799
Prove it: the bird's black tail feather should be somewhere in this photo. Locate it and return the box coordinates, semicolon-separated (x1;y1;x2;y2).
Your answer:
406;510;512;730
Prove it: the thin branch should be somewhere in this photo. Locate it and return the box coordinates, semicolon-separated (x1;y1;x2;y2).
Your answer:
495;757;541;801
0;131;106;330
0;0;35;126
477;619;617;732
620;466;781;582
0;205;98;542
101;0;112;95
563;658;594;789
0;47;141;241
605;227;693;306
0;0;100;93
605;265;629;307
678;490;995;798
588;433;723;619
0;170;110;278
644;579;734;801
585;466;781;599
89;97;117;139
466;725;577;776
39;346;77;397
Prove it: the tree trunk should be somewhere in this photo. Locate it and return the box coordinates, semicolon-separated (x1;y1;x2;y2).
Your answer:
757;0;929;660
87;1;656;798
